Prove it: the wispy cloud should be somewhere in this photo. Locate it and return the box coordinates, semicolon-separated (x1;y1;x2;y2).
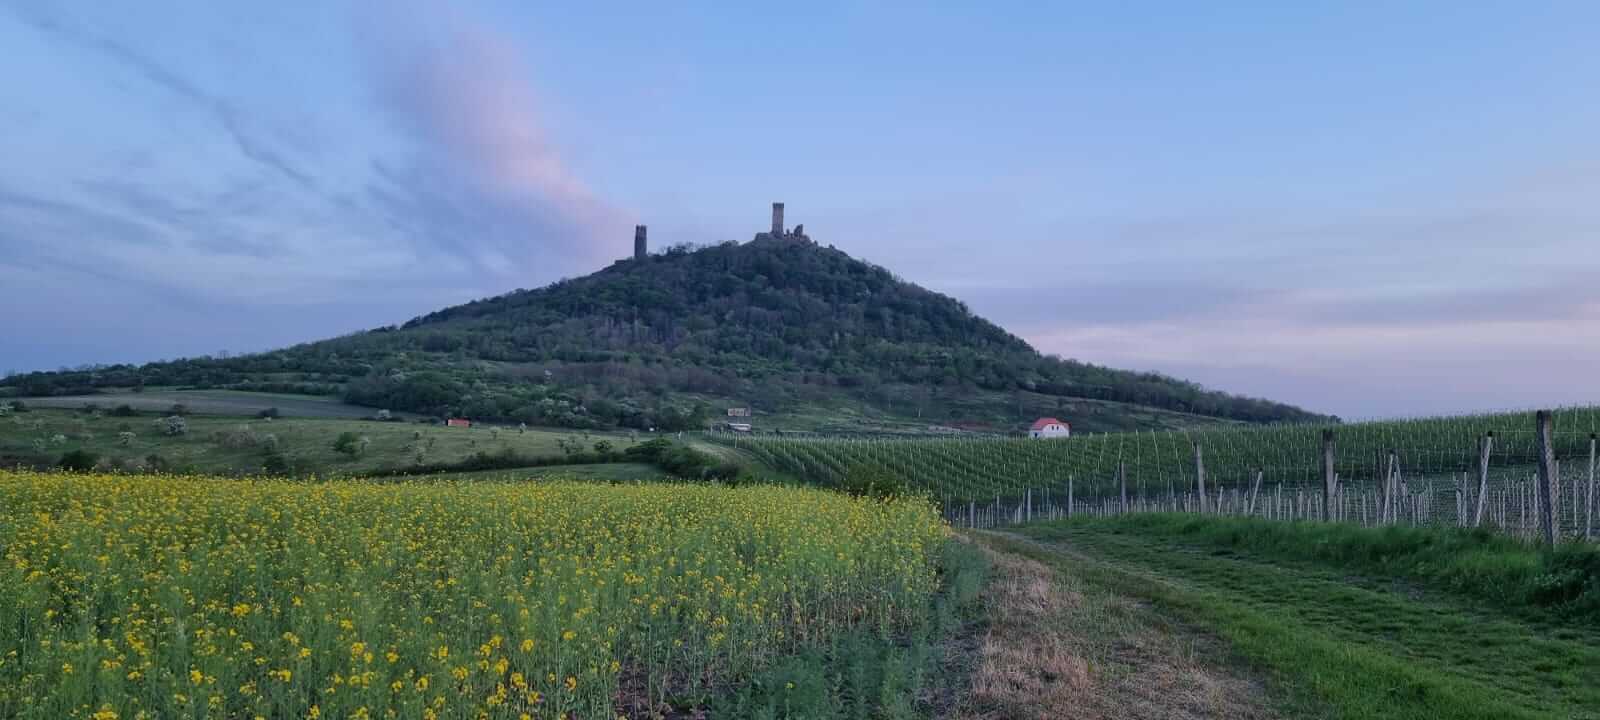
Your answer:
5;3;316;189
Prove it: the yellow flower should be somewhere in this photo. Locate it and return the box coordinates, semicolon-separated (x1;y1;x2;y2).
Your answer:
564;675;577;691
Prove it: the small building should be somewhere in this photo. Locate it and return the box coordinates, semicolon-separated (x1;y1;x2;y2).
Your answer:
446;418;472;428
1029;417;1070;439
727;407;751;418
728;422;753;433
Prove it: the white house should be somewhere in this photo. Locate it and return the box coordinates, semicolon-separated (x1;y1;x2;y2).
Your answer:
1029;417;1070;439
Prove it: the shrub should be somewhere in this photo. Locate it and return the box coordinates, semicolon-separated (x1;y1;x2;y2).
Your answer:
144;454;171;472
375;409;392;421
257;407;280;419
157;416;188;436
117;431;136;447
56;449;99;472
110;404;140;417
262;452;293;476
838;464;910;499
8;400;26;412
168;403;190;416
333;432;369;457
217;424;259;449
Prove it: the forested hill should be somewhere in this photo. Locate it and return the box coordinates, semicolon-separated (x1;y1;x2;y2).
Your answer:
3;237;1335;431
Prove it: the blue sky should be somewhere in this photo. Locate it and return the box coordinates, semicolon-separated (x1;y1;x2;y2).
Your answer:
3;0;1598;418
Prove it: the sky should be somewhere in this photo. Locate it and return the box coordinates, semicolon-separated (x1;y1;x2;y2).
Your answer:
2;0;1598;419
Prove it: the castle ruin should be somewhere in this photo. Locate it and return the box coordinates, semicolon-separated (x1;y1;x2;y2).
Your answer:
754;201;810;245
633;225;647;260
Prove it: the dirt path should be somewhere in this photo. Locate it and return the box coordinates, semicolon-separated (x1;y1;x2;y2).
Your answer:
940;531;1280;720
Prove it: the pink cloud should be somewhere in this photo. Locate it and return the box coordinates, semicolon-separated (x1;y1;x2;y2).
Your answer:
370;3;630;265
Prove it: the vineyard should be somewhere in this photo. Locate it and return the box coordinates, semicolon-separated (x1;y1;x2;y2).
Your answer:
0;471;948;720
712;407;1600;539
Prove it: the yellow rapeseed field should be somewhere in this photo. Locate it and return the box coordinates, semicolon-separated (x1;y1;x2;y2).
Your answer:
0;470;947;719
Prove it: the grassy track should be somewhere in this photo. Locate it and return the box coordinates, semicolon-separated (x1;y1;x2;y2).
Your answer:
992;520;1600;720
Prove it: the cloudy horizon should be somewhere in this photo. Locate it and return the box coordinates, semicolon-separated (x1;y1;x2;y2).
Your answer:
3;0;1598;419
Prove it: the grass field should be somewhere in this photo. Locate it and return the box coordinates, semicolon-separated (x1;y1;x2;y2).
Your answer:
990;517;1600;719
370;462;667;483
0;408;645;476
13;389;393;419
0;470;953;719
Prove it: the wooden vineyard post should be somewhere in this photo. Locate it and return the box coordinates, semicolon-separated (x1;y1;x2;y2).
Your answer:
1248;469;1263;517
1118;462;1129;515
1067;476;1074;519
1474;433;1494;528
1535;411;1558;546
1194;442;1208;514
1588;433;1597;541
1321;430;1335;522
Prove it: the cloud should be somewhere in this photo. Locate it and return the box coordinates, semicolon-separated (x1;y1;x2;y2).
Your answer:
4;3;316;189
363;4;629;267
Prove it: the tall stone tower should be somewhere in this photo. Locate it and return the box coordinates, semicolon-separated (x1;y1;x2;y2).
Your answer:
771;202;785;235
633;225;647;259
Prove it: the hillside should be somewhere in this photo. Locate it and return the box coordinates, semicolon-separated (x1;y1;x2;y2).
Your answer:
2;234;1333;432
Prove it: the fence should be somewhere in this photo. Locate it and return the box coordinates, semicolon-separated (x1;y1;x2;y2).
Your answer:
940;411;1597;546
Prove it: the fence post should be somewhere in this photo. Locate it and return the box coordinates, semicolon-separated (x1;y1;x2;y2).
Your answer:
1474;433;1494;527
1067;476;1074;519
1535;411;1558;547
1586;433;1596;541
1118;462;1128;515
1321;430;1335;522
1194;442;1208;514
1247;469;1262;516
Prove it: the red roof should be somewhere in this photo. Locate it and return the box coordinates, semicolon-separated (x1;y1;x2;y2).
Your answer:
1030;417;1066;431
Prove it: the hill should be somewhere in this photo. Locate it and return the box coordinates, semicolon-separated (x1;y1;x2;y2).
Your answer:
1;230;1333;432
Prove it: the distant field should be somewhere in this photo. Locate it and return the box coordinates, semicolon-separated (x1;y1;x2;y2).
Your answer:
15;389;389;418
370;462;666;483
0;408;646;476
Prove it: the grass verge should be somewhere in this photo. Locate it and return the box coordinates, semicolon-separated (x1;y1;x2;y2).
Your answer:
1007;520;1600;719
1053;514;1600;621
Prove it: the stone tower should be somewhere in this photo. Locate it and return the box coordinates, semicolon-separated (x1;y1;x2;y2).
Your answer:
771;202;784;235
633;225;647;259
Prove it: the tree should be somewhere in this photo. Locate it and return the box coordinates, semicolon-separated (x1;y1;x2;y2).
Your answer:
169;403;190;416
593;440;614;456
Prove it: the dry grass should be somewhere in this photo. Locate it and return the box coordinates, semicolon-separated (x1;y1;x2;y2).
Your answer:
948;536;1276;720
